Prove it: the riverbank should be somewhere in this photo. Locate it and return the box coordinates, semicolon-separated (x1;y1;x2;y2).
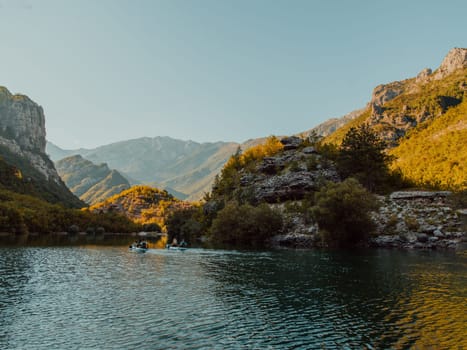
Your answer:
272;191;467;251
2;190;466;251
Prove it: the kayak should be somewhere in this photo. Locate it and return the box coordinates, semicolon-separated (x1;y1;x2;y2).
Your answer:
129;245;148;253
166;245;187;251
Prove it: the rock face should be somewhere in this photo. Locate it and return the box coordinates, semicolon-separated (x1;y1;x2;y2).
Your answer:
237;139;340;204
370;81;407;108
415;68;432;83
325;48;467;150
0;87;46;152
433;47;467;80
0;87;56;180
271;191;465;250
280;136;303;150
0;86;82;207
369;48;466;110
365;49;467;146
371;191;466;250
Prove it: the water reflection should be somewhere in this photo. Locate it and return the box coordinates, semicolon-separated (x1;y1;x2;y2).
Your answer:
201;249;467;349
0;248;33;345
0;247;465;349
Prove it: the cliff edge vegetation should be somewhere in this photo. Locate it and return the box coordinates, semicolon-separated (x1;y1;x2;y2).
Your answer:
324;48;467;191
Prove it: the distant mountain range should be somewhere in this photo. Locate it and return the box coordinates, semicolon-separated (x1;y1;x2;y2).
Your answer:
55;155;130;205
46;47;466;201
299;107;366;139
47;137;268;201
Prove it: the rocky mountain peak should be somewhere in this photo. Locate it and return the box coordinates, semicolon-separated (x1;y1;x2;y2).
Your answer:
370;81;407;108
369;48;467;110
0;86;55;180
415;67;432;83
0;86;46;153
434;47;467;80
0;85;83;207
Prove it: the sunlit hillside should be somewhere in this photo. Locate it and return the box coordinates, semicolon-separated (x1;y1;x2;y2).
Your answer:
390;100;467;190
89;185;193;231
324;63;466;190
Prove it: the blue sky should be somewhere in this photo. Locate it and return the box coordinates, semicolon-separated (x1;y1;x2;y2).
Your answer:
1;0;466;149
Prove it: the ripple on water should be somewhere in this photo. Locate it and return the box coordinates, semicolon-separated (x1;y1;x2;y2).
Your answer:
0;247;466;349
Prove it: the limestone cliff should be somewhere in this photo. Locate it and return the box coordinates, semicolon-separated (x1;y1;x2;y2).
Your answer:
0;86;83;207
0;87;46;152
433;47;467;80
325;47;467;147
369;48;466;144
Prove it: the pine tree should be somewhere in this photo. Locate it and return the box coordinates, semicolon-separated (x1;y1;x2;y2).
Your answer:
337;124;391;192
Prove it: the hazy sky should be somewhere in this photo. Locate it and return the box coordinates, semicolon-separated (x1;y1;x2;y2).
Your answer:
1;0;466;149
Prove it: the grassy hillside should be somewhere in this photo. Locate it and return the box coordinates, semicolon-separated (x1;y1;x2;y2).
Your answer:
390;100;467;190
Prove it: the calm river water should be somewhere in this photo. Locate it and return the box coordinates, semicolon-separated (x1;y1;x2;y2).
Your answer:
0;247;466;349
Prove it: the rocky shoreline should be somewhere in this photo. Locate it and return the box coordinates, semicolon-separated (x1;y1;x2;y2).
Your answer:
272;191;467;251
1;190;466;251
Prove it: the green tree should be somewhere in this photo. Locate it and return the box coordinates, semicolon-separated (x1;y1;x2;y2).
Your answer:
210;202;283;246
337;124;392;192
166;207;203;244
312;178;379;247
